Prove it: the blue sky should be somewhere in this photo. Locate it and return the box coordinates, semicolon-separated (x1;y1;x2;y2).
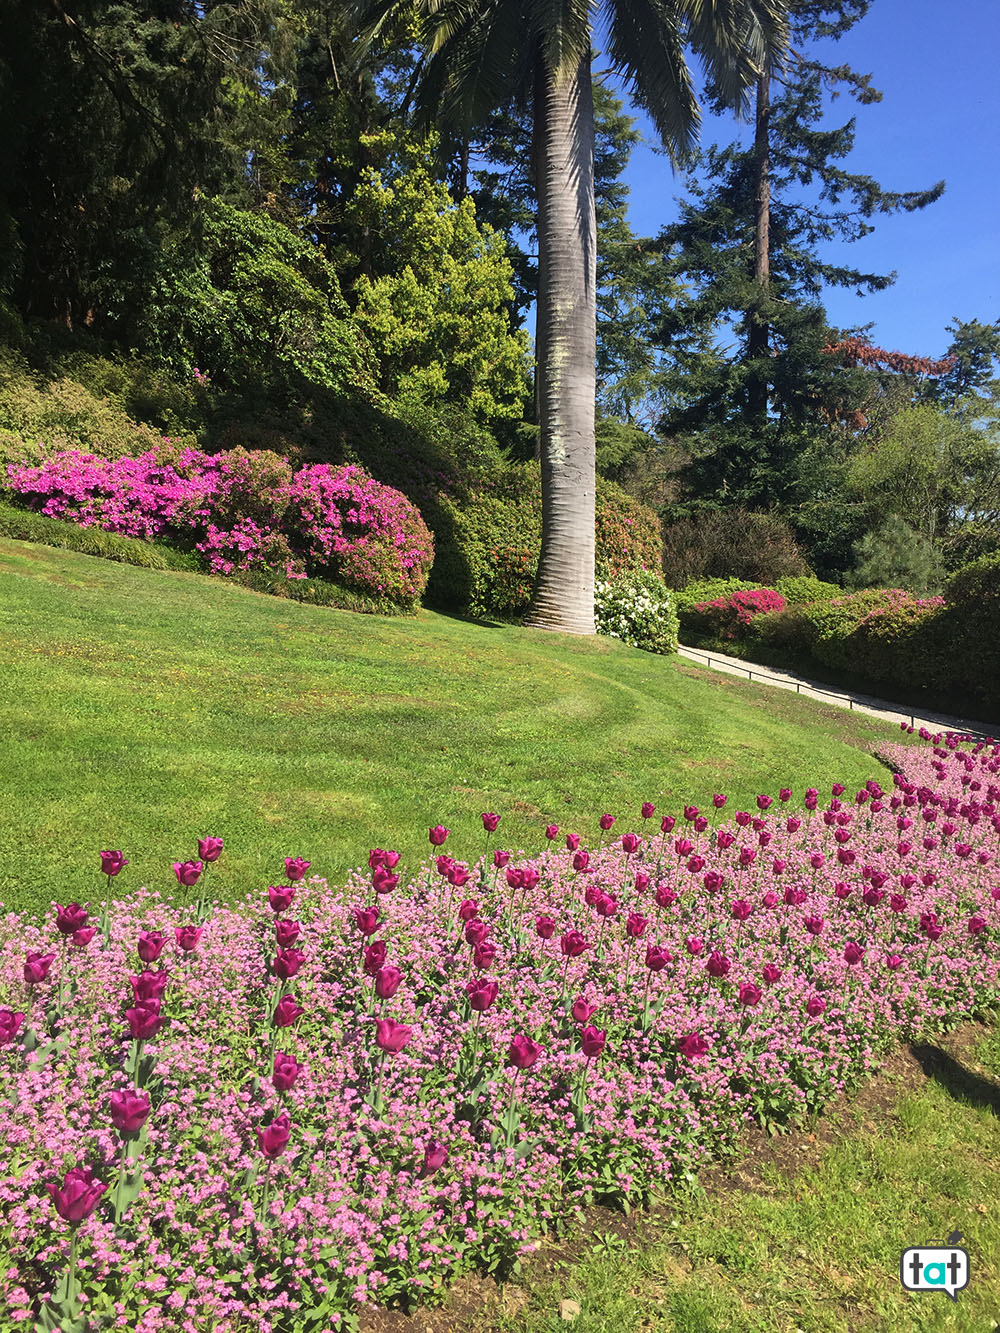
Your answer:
611;0;1000;359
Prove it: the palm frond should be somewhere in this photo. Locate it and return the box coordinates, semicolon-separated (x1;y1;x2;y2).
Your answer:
679;0;789;109
524;0;595;83
414;0;533;131
603;0;700;163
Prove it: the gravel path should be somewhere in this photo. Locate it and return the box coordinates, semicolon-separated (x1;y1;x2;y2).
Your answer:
677;643;996;740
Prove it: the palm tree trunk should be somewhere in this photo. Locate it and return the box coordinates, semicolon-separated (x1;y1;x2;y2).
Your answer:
526;46;597;636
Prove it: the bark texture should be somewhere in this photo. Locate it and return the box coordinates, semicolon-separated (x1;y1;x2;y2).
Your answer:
527;47;597;636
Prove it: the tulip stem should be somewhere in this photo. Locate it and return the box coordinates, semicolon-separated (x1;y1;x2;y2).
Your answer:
67;1225;80;1313
113;1138;128;1223
260;1159;273;1222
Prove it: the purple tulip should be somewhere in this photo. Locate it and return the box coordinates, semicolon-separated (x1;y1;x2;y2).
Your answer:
273;948;306;980
125;1001;164;1042
99;850;128;877
481;812;500;832
137;931;167;963
55;903;89;936
275;919;301;948
352;906;379;939
128;970;169;1004
458;898;479;922
47;1166;107;1224
71;927;96;949
174;925;203;953
273;994;304;1028
843;941;865;965
804;915;825;936
256;1111;291;1160
621;833;640;855
172;861;202;887
464;918;490;948
571;997;597;1023
473;941;498;971
375;965;403;1000
545;824;560;840
272;1052;302;1092
197;837;224;863
466;977;499;1012
268;885;296;913
581;1025;606;1059
685;936;704;956
678;1032;708;1059
806;994;827;1018
375;1019;412;1054
0;1009;25;1046
599;813;616;831
645;945;672;972
762;963;783;985
738;983;762;1008
284;857;311;882
110;1088;151;1134
626;912;648;939
372;866;399;895
23;951;55;984
535;914;556;939
706;950;730;978
885;953;904;970
730;899;752;922
506;1034;542;1069
560;930;590;959
422;1139;448;1176
493;849;511;868
564;834;581;852
641;802;656;818
428;826;449;846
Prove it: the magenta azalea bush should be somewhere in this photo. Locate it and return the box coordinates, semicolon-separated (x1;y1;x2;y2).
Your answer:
4;447;434;608
2;732;1000;1330
687;587;788;643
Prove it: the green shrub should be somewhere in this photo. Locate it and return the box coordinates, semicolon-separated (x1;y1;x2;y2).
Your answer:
440;463;662;620
937;552;1000;711
660;507;811;587
774;575;842;605
0;501;195;570
846;514;945;596
842;594;948;691
594;569;679;654
797;589;905;672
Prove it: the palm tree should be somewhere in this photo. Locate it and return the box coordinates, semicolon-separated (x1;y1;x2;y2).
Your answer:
357;0;789;634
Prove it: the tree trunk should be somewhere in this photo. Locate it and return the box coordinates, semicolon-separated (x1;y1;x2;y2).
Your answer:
526;47;597;636
747;71;770;426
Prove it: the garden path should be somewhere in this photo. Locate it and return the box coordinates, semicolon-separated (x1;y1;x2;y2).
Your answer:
677;643;996;740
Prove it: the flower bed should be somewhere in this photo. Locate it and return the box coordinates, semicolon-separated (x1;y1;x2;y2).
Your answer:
2;732;1000;1330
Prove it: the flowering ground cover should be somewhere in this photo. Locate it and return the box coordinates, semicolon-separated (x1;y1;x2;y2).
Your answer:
2;729;999;1331
0;540;898;919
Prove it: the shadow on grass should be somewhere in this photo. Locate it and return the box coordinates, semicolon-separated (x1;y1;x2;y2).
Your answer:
910;1042;1000;1118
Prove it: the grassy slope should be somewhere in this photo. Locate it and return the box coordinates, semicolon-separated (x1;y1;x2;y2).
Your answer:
489;1024;1000;1333
0;539;911;919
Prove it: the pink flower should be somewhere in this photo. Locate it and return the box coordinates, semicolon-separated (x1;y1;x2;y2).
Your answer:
284;857;311;882
99;850;128;876
172;860;203;887
47;1166;107;1224
375;1019;412;1054
197;837;224;862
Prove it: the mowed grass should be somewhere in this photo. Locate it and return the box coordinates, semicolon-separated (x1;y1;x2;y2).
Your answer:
1;539;909;918
488;1025;1000;1333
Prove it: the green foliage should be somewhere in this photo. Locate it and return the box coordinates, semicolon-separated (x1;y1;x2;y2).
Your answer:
661;508;811;587
441;465;662;620
231;567;410;617
0;348;166;467
938;552;1000;712
774;575;842;604
134;198;368;395
346;150;530;421
0;501;194;571
672;576;764;614
846;514;945;596
594;569;679;654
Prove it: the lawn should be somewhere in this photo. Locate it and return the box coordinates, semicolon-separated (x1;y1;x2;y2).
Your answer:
0;538;907;918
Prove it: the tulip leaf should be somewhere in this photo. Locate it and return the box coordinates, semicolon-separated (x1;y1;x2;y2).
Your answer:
241;1162;261;1191
21;1024;40;1053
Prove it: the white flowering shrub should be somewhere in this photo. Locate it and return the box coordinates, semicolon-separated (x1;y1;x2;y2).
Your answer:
594;568;679;654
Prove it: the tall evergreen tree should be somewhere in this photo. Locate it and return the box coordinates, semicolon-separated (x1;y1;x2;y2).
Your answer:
655;0;944;506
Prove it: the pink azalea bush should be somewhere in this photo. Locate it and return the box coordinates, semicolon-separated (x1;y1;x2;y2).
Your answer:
5;447;434;608
1;731;1000;1330
687;587;787;642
